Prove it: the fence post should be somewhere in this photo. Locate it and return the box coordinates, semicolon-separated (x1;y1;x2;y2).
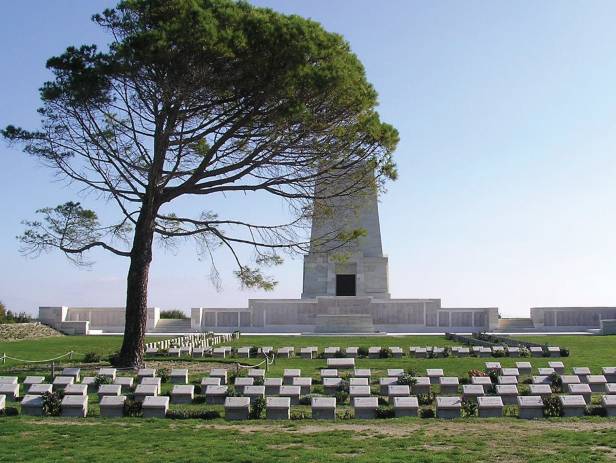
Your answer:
1;353;5;365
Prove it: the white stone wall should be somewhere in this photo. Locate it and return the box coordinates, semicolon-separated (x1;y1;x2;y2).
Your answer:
531;307;616;329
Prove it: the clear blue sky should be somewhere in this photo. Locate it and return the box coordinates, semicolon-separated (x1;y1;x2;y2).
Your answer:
1;0;615;317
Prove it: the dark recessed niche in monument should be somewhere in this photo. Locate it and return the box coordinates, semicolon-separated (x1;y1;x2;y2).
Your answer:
336;274;356;296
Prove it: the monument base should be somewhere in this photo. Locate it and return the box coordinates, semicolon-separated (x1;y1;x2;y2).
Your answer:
314;314;376;333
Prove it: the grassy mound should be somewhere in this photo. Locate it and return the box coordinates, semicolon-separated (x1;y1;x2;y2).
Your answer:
0;323;63;342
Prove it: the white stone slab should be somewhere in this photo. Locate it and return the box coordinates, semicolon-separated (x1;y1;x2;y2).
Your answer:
529;384;552;396
21;394;44;416
517;395;543;408
134;384;158;402
60;395;88;418
0;383;19;400
97;368;117;380
500;368;519;377
113;377;134;391
498;376;518;385
52;376;74;391
23;376;45;388
349;385;371;398
140;377;162;394
99;395;126;418
28;384;53;395
248;369;265;379
137;368;156;378
63;384;88;396
560;375;580;385
205;385;228;404
61;368;81;381
210;369;228;384
354;369;371;378
353;396;378;419
349;377;369;386
327;358;355;368
61;395;88;418
142;396;169;418
532;376;550;384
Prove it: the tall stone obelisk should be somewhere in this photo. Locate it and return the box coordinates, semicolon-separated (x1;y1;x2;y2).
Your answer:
301;172;390;300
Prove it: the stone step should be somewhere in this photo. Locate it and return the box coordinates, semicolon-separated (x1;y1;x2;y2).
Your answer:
151;319;193;333
497;318;535;330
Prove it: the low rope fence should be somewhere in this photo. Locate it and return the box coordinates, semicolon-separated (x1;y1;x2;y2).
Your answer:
1;351;76;364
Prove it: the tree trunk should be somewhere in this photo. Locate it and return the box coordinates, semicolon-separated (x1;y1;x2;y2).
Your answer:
116;202;157;368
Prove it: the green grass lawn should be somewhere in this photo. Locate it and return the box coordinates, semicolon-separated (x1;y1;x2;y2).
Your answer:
1;334;616;462
0;336;171;369
1;416;616;462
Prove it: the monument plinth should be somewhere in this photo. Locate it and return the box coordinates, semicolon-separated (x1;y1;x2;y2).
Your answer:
192;169;500;333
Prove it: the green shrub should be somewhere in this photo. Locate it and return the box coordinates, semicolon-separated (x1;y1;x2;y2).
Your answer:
335;391;349;404
417;393;435;406
420;408;435;418
123;399;143;417
405;368;418;377
249;397;266;419
336;409;353;420
397;374;417;386
379;347;393;359
334;350;346;358
94;375;113;387
519;348;531;357
459;377;469;385
311;384;324;395
521;377;533;385
549;372;563;393
461;399;478;417
167;409;221;420
357;346;369;358
290;410;308;420
41;392;62;417
157;368;170;383
249;346;259;357
299;395;315;406
0;407;19;417
376;406;395;419
226;386;241;397
585;405;606;417
253;377;264;386
160;310;188;319
492;350;505;358
560;348;570;357
336;380;350;394
83;352;101;363
542;395;563;417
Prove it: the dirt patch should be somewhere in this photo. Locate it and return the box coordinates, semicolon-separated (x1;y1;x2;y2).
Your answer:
267;443;317;450
195;420;616;437
592;446;616;459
